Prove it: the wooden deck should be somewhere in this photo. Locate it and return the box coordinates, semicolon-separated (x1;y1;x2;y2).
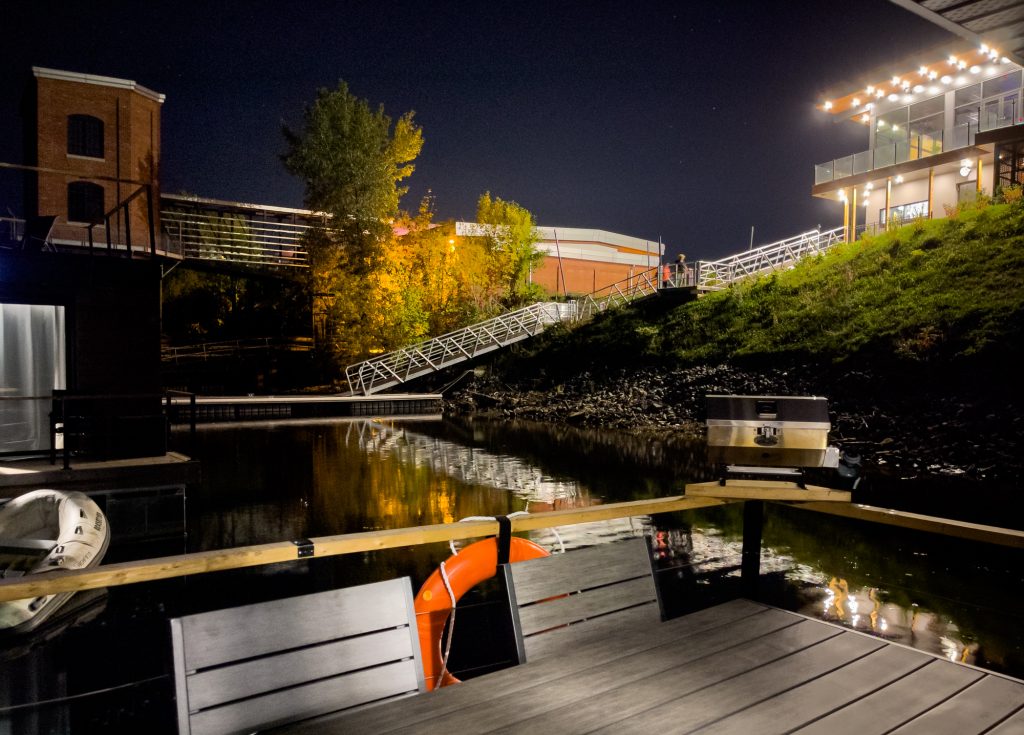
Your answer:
274;599;1024;735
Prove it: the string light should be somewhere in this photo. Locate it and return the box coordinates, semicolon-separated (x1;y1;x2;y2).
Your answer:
851;98;861;107
824;100;833;110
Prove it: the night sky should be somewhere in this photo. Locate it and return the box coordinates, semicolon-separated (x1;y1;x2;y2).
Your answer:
3;1;952;259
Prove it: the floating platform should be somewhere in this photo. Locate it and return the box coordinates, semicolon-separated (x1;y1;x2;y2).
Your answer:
167;393;442;424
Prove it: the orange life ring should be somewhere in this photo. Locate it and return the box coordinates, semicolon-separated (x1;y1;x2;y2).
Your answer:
414;536;549;690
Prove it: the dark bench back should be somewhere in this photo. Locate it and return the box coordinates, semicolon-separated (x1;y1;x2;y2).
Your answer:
504;537;661;663
169;577;424;735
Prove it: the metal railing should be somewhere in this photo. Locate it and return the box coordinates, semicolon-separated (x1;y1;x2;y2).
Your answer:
696;227;845;291
161;336;314;363
345;268;673;395
345;301;573;395
160;209;310;268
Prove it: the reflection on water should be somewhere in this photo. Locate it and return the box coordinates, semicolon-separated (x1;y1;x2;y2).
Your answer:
1;416;1022;732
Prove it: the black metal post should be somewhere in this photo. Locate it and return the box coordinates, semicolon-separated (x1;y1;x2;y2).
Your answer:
147;184;156;255
61;397;70;471
741;500;764;599
106;214;113;253
49;409;56;466
190;393;197;439
124;203;132;258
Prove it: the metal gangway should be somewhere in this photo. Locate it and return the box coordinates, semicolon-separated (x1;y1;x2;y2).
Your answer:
696;226;845;291
345;268;663;395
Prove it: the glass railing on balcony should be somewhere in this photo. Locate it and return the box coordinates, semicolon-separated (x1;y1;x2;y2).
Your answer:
814;123;983;185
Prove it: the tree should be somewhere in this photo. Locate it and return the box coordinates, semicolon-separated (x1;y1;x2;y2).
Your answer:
475;192;545;308
282;81;423;366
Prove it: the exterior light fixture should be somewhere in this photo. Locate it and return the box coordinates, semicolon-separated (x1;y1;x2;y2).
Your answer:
861;113;870;122
866;85;875;94
824;100;833;110
866;102;874;110
919;66;928;75
981;44;989;54
865;182;874;190
895;175;904;183
960;158;974;176
948;55;958;65
941;75;953;84
901;81;911;91
888;93;899;101
877;120;886;128
928;70;938;80
958;60;967;69
875;89;885;98
838;189;847;202
852;98;861;107
970;65;981;74
891;76;901;85
863;197;871;207
913;85;924;93
892;124;900;132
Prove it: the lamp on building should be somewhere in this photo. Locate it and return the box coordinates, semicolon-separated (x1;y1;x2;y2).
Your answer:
960;159;974;177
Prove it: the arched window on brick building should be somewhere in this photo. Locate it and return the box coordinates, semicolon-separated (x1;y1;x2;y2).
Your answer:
67;181;105;223
67;114;104;158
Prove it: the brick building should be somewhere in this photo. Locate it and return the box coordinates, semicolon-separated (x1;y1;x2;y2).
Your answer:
28;67;163;249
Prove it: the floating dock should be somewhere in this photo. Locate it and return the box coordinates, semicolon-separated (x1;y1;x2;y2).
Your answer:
166;393;442;424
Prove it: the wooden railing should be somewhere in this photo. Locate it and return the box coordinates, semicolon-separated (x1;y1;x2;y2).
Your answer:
0;485;1021;603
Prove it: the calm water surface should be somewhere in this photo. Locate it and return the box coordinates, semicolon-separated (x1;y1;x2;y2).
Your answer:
1;416;1021;731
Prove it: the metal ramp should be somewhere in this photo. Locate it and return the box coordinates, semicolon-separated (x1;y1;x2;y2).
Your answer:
697;227;844;290
345;269;661;395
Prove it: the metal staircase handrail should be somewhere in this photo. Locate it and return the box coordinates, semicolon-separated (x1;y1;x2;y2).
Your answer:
696;226;845;290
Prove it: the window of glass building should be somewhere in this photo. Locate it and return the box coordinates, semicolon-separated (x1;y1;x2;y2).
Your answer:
880;200;928;225
67;114;104;158
982;70;1021;99
67;181;104;223
876;107;909;147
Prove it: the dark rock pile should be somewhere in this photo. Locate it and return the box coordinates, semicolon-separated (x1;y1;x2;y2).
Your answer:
446;361;1023;483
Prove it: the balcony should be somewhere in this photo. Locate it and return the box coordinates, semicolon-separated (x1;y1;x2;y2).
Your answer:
814;113;1020;185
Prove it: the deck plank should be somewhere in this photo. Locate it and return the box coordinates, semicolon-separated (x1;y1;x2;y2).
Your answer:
987;708;1024;735
383;609;809;734
888;675;1024;735
585;631;885;734
693;644;930;735
282;599;771;735
792;659;984;735
489;621;850;735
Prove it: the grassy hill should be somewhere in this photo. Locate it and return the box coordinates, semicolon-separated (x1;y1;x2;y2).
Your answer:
515;197;1024;376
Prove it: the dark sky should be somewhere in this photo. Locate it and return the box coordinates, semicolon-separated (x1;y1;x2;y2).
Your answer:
2;1;952;259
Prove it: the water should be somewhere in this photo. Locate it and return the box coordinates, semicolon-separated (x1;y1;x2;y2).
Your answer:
0;416;1021;731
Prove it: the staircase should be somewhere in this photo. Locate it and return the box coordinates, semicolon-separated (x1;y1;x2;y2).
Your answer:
345;269;661;395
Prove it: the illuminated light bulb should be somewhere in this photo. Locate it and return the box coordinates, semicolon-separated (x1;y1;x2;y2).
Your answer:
861;113;870;122
958;60;967;69
824;100;833;110
891;76;901;85
888;93;899;101
866;182;874;190
865;102;874;110
928;70;937;80
866;85;875;94
877;120;886;128
851;97;861;107
895;175;904;183
949;55;958;65
863;197;871;206
941;75;952;84
913;84;924;93
919;66;928;75
901;81;911;90
876;89;885;98
892;124;900;132
981;44;989;54
970;65;981;73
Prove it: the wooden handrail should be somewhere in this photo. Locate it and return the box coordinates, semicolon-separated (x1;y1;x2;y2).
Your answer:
0;495;729;602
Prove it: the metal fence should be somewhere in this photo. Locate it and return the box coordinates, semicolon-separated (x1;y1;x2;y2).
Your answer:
696;227;846;291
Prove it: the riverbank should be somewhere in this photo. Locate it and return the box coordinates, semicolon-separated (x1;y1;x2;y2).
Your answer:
447;355;1022;486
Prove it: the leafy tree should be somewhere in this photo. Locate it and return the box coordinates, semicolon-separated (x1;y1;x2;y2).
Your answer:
475;192;545;308
282;81;423;366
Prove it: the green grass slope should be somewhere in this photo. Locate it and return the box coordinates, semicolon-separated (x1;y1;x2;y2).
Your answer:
521;198;1024;374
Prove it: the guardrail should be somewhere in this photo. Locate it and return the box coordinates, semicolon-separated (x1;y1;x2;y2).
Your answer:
696;227;845;291
162;336;314;363
0;485;1020;603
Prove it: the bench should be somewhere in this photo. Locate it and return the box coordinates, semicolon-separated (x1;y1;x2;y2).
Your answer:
169;577;424;735
503;536;662;663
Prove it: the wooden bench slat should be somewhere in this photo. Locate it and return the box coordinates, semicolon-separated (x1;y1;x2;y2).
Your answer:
524;602;661;660
189;659;420;735
178;578;411;671
509;537;652;604
187;626;413;710
518;577;657;636
986;707;1024;735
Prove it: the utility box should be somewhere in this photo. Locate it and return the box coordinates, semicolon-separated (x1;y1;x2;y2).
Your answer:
706;395;832;468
